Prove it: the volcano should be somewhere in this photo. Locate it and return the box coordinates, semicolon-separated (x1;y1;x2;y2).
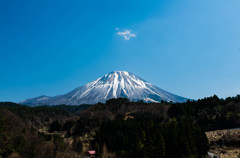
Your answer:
20;71;188;106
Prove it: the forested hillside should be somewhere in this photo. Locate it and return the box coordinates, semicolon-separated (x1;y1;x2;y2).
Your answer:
0;95;240;157
92;117;208;158
168;95;240;131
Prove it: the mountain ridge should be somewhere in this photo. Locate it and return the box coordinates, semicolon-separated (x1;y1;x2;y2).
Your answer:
20;71;189;106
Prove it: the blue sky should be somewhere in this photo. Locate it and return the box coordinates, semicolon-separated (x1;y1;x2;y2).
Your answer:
0;0;240;102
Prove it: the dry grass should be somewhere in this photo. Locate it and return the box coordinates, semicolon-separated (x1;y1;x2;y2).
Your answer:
206;129;240;158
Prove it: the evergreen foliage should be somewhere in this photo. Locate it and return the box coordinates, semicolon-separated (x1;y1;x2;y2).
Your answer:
0;114;13;157
0;95;240;157
49;120;62;132
93;117;209;158
62;120;75;135
168;95;240;131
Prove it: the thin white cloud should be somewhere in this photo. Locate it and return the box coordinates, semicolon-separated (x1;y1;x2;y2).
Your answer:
116;30;136;40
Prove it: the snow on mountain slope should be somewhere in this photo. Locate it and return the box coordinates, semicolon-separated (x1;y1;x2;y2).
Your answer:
20;71;189;106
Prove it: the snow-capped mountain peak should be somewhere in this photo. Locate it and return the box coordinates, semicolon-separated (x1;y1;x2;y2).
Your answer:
20;71;188;106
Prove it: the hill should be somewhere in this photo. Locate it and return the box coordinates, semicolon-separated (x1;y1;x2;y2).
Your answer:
0;95;240;157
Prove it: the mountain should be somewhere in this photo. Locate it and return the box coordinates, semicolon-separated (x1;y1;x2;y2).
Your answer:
20;71;188;106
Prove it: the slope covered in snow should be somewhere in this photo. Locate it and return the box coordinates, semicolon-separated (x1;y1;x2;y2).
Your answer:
20;71;189;106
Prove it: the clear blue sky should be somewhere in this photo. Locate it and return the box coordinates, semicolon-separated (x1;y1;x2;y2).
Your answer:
1;0;240;102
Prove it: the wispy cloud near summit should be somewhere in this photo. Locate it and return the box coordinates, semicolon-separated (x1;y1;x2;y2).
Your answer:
116;29;136;40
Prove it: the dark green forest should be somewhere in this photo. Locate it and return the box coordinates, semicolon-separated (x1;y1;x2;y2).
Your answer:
92;117;208;158
168;95;240;131
0;95;240;157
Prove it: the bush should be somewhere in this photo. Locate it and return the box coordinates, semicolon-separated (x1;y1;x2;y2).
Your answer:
72;137;83;153
49;120;62;132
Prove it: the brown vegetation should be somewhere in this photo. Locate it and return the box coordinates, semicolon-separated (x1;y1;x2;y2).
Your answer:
206;129;240;158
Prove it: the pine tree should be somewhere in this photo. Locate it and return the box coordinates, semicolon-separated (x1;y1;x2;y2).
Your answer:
0;115;13;157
